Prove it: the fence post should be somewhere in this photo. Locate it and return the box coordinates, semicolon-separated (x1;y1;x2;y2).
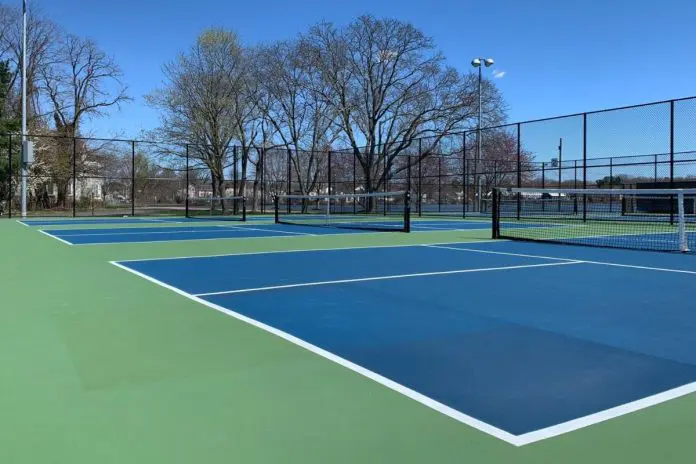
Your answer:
558;138;563;190
383;156;388;216
286;150;291;214
491;188;499;239
609;157;613;212
574;160;577;188
583;113;588;222
516;124;521;220
8;134;12;218
185;144;189;218
654;154;658;183
260;147;265;214
541;162;546;212
418;138;422;217
462;132;467;218
670;100;675;224
353;152;357;214
328;150;332;196
72;137;77;217
131;141;136;217
438;156;442;213
233;145;238;198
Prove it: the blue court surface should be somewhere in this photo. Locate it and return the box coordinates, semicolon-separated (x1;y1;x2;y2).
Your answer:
19;216;274;227
39;220;494;245
20;217;187;226
114;240;696;445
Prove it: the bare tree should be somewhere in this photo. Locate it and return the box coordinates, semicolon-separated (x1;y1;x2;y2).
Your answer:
38;34;129;206
473;130;534;201
255;40;340;199
41;34;129;136
231;49;265;199
304;15;506;207
147;28;246;199
0;4;58;126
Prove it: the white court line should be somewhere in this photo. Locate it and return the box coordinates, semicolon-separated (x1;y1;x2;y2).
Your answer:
109;260;522;446
411;224;487;231
423;244;696;275
116;240;503;263
61;228;473;246
51;226;311;238
515;380;696;445
50;228;259;237
16;220;30;227
213;225;311;236
193;261;582;297
137;218;181;223
38;229;73;246
423;245;577;262
546;229;685;241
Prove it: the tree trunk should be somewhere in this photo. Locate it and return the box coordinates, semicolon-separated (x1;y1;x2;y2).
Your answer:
57;180;70;209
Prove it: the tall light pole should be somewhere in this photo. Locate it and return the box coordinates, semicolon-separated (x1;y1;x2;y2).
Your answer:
471;57;494;213
20;0;28;217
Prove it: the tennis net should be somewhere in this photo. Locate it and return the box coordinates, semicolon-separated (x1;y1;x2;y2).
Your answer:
186;196;246;221
492;188;696;252
274;191;411;232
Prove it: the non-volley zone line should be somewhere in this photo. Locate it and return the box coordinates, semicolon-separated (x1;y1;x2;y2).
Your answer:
193;261;582;297
423;244;696;275
44;225;310;237
19;217;186;226
38;224;317;245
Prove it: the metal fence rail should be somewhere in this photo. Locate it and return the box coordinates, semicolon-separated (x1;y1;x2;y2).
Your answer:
2;96;696;218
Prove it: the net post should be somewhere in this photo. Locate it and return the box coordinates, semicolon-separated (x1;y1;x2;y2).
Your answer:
404;190;411;233
241;197;247;222
491;188;499;239
678;190;688;252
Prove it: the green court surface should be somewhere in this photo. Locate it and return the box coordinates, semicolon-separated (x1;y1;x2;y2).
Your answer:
2;218;696;463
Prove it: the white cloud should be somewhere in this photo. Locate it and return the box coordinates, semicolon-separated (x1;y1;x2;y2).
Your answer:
492;70;506;79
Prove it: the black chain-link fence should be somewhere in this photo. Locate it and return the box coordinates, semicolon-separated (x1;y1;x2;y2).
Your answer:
3;96;696;218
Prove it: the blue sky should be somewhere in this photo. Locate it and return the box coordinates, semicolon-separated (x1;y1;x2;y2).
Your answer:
34;0;696;144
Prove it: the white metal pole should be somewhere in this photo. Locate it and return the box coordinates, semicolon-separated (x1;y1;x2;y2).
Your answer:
20;0;28;217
